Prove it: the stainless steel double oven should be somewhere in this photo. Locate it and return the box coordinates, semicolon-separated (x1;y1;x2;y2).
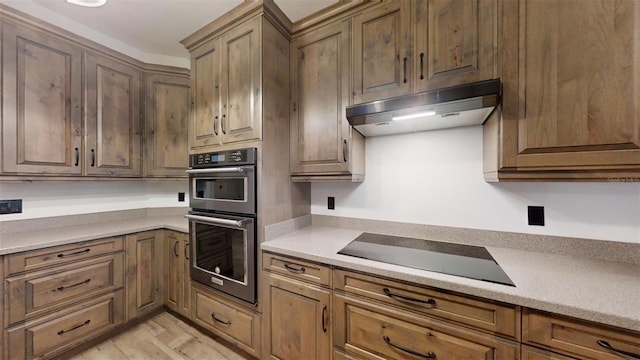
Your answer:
185;148;257;304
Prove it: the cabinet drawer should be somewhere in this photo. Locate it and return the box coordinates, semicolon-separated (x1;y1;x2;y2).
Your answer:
334;293;519;360
523;309;640;360
522;345;577;360
263;252;331;286
334;269;520;338
5;253;125;326
5;290;125;360
192;284;260;357
5;236;124;276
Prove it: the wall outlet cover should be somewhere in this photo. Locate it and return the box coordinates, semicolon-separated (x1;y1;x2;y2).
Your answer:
528;206;545;226
178;192;185;202
328;196;335;210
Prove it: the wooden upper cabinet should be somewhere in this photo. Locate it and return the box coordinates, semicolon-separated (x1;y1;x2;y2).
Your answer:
144;73;189;177
414;0;498;91
1;23;83;175
85;54;142;177
291;19;365;178
352;1;412;104
220;18;262;144
189;17;261;151
488;0;640;180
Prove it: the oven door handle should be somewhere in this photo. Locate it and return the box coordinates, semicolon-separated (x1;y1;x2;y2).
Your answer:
185;167;247;174
185;214;248;228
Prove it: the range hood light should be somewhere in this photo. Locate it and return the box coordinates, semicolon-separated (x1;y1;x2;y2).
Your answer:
392;110;436;121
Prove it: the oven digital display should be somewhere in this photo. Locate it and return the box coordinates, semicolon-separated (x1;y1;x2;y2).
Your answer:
210;154;225;163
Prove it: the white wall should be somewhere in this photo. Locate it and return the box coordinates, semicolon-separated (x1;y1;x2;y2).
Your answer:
0;181;188;221
311;126;640;243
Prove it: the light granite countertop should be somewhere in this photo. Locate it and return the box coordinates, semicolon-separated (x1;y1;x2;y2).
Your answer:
261;225;640;333
0;215;188;255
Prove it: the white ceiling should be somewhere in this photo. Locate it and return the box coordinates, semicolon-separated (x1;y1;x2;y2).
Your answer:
0;0;337;65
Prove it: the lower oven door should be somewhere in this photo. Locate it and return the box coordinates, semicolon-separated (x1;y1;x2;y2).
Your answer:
185;212;256;304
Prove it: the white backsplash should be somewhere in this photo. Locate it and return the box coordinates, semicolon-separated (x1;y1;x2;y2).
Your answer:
311;126;640;243
0;180;189;221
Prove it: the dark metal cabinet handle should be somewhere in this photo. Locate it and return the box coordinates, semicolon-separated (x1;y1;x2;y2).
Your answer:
57;319;91;335
284;263;306;273
74;147;79;166
403;57;408;83
173;240;179;257
383;288;436;306
184;241;190;260
383;336;436;358
211;313;232;325
55;279;91;292
343;139;348;163
322;304;328;333
419;52;425;80
597;340;640;359
221;114;227;134
213;116;219;136
90;149;95;167
57;249;90;258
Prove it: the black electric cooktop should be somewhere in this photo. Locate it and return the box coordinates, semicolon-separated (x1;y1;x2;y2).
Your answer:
338;233;515;287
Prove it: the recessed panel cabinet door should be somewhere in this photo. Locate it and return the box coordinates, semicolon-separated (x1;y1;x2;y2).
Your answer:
190;38;222;150
85;54;142;176
352;0;412;104
290;20;352;175
1;23;82;175
145;74;189;177
499;0;640;176
220;17;262;144
414;0;498;91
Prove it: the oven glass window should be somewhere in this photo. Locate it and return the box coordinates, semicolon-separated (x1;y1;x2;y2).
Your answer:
194;178;246;201
194;222;246;283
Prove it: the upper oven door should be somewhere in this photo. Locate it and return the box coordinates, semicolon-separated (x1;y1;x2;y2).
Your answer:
187;165;255;214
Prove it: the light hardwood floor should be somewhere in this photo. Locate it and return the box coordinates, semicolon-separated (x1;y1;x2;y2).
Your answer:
69;312;248;360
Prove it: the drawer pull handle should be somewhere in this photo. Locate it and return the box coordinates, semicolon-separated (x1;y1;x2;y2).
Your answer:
55;279;91;292
184;241;190;260
57;249;91;258
211;313;232;325
57;319;91;335
597;340;640;359
173;240;179;257
284;263;306;274
321;304;327;333
383;336;436;358
383;288;436;306
402;57;408;83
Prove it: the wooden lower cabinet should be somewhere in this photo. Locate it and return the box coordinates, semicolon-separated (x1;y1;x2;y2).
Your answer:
5;290;125;360
523;309;640;360
191;282;261;358
164;230;190;318
125;230;164;320
521;345;577;360
334;293;519;360
262;272;332;360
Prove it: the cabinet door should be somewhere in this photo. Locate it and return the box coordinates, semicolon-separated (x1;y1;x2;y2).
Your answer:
220;17;262;144
126;231;164;320
1;23;82;175
352;0;412;104
498;0;640;177
263;273;331;360
164;231;181;313
290;20;353;175
190;38;222;150
85;54;142;176
414;0;498;91
144;74;189;177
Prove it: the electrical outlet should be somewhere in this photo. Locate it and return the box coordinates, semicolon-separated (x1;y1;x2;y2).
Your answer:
328;196;335;210
528;206;544;226
0;199;22;214
178;192;185;202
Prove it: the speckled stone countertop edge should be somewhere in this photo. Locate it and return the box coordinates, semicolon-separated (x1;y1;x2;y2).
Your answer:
261;225;640;333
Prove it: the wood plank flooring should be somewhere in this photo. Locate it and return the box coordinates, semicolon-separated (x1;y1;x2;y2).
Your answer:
68;312;248;360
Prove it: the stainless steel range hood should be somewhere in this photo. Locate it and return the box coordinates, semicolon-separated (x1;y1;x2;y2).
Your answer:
346;79;500;137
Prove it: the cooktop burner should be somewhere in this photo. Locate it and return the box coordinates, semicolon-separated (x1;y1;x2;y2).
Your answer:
338;233;515;286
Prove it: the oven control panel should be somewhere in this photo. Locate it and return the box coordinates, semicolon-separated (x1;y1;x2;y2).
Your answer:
190;148;257;168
